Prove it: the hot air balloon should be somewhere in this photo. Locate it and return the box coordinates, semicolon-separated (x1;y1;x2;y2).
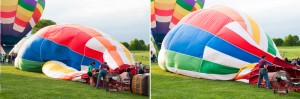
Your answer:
151;0;205;49
1;0;45;53
158;5;293;83
15;24;135;81
9;37;28;55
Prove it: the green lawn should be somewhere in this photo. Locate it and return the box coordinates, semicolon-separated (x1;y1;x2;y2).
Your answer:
151;63;300;99
0;51;149;99
151;47;300;99
278;46;300;59
131;51;149;66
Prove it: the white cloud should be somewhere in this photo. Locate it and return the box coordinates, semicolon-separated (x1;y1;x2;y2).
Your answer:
41;0;150;43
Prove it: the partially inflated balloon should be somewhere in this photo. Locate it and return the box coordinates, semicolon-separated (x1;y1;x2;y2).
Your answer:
15;24;135;74
158;6;281;82
1;0;45;52
9;37;28;55
151;0;205;49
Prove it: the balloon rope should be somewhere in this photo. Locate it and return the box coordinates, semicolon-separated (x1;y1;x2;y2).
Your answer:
80;44;87;68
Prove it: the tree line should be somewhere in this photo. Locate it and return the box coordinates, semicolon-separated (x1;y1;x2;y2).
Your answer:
273;34;300;46
121;39;149;51
32;19;56;34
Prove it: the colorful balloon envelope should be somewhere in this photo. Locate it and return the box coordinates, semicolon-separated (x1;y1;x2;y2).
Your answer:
15;24;135;75
158;6;282;82
1;0;45;53
9;37;28;55
151;0;205;49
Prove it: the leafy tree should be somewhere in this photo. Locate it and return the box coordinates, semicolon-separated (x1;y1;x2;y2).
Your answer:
121;42;130;48
283;34;296;46
138;40;145;46
272;38;283;46
293;35;300;46
129;39;143;50
32;19;56;34
293;35;299;42
128;39;148;50
138;40;146;50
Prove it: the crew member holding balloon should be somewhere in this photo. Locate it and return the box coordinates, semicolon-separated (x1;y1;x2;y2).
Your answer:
257;56;271;89
96;62;109;90
88;62;96;86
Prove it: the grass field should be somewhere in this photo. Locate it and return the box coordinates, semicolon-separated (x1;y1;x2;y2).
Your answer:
0;51;149;99
131;51;150;66
151;47;300;99
278;46;300;59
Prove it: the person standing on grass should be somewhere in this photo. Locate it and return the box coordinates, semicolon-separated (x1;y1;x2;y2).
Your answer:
138;62;143;74
285;57;290;63
128;65;137;78
96;62;109;90
257;55;271;89
88;62;96;86
11;53;16;64
5;54;9;63
291;59;297;65
9;54;12;63
127;65;135;79
135;63;139;74
1;54;4;63
297;58;300;66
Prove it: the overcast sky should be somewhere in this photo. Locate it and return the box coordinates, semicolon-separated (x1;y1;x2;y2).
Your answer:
40;0;299;43
205;0;300;38
41;0;149;43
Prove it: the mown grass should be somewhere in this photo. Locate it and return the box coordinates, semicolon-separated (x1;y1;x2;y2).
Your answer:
131;51;150;66
151;63;300;99
151;47;300;99
0;51;149;99
278;46;300;59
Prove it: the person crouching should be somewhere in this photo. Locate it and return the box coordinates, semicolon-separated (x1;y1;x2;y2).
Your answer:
88;62;96;86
